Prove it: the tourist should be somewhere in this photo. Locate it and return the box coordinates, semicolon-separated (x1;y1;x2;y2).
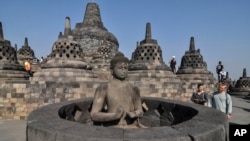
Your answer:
169;56;176;74
216;61;224;81
90;52;145;128
24;58;32;76
40;56;44;63
220;68;227;81
208;81;232;119
191;83;208;106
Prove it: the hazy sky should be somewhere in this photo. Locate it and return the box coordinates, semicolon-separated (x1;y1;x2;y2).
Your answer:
0;0;249;80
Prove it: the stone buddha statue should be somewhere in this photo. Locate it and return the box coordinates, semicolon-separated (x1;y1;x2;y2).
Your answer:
90;52;145;128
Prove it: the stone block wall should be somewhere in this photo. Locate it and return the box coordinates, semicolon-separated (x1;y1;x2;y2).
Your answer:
0;80;105;120
0;80;32;120
0;72;217;120
130;78;216;102
177;73;217;97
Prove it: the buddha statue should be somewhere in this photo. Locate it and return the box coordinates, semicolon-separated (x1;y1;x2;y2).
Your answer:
90;52;145;128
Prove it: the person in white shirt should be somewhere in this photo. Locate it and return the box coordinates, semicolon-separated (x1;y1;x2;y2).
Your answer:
220;68;226;81
40;56;44;63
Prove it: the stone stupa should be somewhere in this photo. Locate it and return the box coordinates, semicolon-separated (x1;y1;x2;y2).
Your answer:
176;37;215;76
17;37;41;73
129;23;170;71
0;22;29;80
71;2;120;79
127;22;182;99
17;37;38;64
32;17;97;82
128;22;173;79
176;37;216;92
72;2;118;65
230;68;250;96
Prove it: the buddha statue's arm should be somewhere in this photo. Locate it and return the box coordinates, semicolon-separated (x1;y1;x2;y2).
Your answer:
90;84;124;122
127;86;143;118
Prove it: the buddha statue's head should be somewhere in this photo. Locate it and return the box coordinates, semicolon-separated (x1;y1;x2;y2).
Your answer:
110;52;129;80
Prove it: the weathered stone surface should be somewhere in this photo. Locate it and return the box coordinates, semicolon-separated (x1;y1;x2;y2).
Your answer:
72;2;118;72
27;98;228;141
124;127;191;141
72;3;118;50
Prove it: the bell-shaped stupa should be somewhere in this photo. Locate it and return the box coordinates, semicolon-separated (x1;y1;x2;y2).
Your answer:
129;23;170;71
176;37;216;92
127;23;182;99
72;2;118;58
230;68;250;96
177;37;210;74
0;22;29;80
176;37;216;77
32;17;97;81
17;37;38;64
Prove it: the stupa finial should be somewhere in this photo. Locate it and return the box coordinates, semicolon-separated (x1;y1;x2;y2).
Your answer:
0;22;4;40
24;37;29;46
243;68;247;77
145;22;152;39
189;37;195;51
64;17;71;36
83;2;104;29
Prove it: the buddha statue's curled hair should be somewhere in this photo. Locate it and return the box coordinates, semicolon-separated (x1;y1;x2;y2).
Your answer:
110;52;129;69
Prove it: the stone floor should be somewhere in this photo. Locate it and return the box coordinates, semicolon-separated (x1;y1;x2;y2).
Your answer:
229;96;250;125
0;120;26;141
0;96;249;141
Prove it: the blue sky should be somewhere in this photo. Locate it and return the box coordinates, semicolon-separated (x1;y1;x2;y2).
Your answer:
0;0;249;80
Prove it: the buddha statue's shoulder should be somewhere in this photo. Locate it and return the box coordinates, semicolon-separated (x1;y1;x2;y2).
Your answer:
96;82;108;91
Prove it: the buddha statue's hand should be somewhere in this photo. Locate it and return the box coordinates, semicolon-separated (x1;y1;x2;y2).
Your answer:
127;112;136;118
115;106;125;119
127;110;143;118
